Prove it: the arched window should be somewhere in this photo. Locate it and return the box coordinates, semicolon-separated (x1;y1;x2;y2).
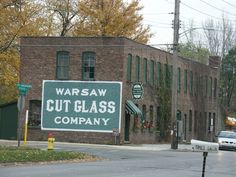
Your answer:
127;54;132;81
82;52;96;81
56;51;69;79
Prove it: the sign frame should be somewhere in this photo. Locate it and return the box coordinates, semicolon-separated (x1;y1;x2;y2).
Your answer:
41;80;122;133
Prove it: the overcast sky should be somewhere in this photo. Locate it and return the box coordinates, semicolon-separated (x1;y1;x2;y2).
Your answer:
139;0;236;47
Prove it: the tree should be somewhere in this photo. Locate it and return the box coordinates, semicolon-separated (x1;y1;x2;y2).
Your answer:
0;50;19;104
178;42;210;64
72;0;153;44
44;0;80;36
221;47;236;108
202;16;236;58
0;0;153;104
0;0;46;104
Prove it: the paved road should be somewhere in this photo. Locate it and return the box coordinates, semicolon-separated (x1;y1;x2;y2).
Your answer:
0;140;236;177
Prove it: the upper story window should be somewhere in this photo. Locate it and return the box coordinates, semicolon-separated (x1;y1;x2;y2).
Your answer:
135;56;140;82
214;78;217;98
150;60;154;85
190;71;193;95
56;51;69;80
127;54;132;82
164;64;172;88
209;77;212;97
157;62;162;86
184;69;187;94
205;76;208;97
177;67;181;93
143;58;148;84
82;52;96;81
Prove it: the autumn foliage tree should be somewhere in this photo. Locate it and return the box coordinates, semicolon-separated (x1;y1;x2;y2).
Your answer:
0;0;46;104
72;0;152;43
0;0;152;104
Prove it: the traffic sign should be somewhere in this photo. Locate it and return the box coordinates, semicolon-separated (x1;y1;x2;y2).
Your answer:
16;83;32;96
191;139;219;152
132;83;143;99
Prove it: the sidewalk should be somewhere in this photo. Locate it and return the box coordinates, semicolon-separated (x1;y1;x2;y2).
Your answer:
0;139;193;151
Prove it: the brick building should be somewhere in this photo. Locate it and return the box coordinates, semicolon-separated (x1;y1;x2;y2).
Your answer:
20;37;221;144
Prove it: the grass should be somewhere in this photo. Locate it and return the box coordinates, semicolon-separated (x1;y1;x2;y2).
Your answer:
0;146;96;164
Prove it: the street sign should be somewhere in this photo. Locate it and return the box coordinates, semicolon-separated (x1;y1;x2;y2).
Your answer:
16;83;32;96
132;83;143;99
41;80;122;133
191;139;219;152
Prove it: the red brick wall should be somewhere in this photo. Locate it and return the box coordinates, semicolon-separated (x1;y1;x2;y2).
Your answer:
20;37;220;144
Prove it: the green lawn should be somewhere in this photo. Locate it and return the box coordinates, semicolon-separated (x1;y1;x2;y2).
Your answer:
0;146;95;164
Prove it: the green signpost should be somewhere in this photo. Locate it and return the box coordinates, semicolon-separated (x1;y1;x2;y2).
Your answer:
16;83;32;147
41;80;122;133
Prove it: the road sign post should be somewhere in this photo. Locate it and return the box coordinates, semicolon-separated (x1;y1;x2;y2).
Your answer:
191;139;219;177
16;83;31;147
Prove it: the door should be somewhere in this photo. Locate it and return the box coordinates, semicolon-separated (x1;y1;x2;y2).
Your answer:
124;113;130;142
184;114;187;141
176;110;183;141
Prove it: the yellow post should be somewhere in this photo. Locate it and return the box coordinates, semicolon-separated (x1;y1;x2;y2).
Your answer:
24;110;29;146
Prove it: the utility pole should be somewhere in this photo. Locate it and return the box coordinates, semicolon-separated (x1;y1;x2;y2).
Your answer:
171;0;180;149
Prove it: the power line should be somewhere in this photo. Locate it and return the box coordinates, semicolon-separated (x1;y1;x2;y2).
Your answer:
181;2;223;20
221;0;236;9
200;0;236;17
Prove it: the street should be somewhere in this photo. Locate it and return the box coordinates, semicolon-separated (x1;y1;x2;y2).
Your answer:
0;141;236;177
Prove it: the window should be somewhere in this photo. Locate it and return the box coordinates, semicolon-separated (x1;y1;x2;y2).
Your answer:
127;54;132;81
150;60;154;85
208;112;211;132
56;51;69;79
195;73;198;96
142;105;146;121
204;112;207;133
169;65;173;87
149;105;154;130
184;69;187;94
177;67;181;93
213;113;216;133
143;58;147;83
214;78;217;97
194;111;197;133
189;110;192;131
209;77;212;97
164;64;172;88
150;105;153;121
29;100;41;127
156;107;161;131
82;52;96;81
205;76;208;96
135;56;140;81
200;76;203;95
190;71;193;95
157;62;162;86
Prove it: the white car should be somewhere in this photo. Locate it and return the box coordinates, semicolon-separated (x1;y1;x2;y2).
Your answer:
217;131;236;150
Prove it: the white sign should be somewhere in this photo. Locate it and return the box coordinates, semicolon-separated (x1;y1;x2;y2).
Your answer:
191;139;219;152
132;83;143;99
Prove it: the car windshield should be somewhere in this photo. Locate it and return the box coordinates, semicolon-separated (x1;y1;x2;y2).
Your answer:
218;131;236;139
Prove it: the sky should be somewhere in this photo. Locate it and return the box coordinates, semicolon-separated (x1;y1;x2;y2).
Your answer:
139;0;236;47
